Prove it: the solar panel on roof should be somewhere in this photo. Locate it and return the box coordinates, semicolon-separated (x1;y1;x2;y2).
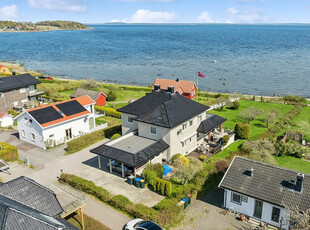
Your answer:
29;107;63;124
55;100;87;116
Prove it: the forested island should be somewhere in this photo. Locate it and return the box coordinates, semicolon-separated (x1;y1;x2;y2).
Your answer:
0;20;91;32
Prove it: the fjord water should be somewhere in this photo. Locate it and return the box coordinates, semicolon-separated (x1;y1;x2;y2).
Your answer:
1;24;310;97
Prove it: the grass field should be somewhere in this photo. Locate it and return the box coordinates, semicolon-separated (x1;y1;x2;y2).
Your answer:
58;90;74;99
96;116;121;126
274;155;310;174
66;213;111;230
210;100;294;140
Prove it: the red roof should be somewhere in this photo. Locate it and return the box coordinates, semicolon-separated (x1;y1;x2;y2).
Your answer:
0;113;7;119
0;65;3;68
152;78;195;94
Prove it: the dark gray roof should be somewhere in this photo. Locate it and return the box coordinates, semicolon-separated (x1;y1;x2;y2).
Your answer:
0;74;40;92
70;88;106;101
0;195;77;230
91;138;169;167
118;90;209;128
0;177;63;217
197;114;227;134
219;157;310;211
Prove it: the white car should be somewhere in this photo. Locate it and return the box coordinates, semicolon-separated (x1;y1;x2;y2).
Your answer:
124;219;163;230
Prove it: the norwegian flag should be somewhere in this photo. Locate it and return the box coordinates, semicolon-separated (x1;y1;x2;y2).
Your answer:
197;71;207;78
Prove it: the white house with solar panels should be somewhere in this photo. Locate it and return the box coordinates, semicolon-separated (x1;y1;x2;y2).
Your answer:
15;95;96;149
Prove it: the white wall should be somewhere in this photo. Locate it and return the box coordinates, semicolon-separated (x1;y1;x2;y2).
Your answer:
0;115;13;127
224;189;289;229
138;122;169;141
121;113;138;134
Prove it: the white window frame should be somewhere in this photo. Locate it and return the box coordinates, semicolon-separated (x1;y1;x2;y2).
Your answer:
271;207;281;223
182;123;187;130
29;85;35;92
150;127;157;135
189;120;193;126
182;140;187;148
198;115;202;122
21;130;25;137
231;192;242;205
31;133;36;141
242;195;248;203
19;88;26;93
127;116;133;123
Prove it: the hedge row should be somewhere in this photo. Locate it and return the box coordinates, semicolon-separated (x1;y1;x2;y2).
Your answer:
95;106;121;119
0;142;19;161
154;177;172;197
66;124;121;154
60;173;182;227
42;95;64;102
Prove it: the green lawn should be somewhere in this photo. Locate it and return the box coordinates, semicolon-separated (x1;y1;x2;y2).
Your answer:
58;90;75;99
210;100;294;140
66;213;111;230
106;102;129;109
274;155;310;174
207;140;243;162
96;116;121;126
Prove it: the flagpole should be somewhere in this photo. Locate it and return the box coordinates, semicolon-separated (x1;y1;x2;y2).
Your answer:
197;72;199;102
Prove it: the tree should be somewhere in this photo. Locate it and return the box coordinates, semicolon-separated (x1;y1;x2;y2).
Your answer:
234;122;250;139
240;107;264;124
173;157;202;184
270;108;281;117
285;206;310;230
80;78;98;90
107;90;117;101
264;112;276;128
241;140;276;164
164;181;172;197
215;97;230;111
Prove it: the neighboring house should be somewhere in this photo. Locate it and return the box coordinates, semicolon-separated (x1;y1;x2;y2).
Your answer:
152;78;197;99
0;65;11;75
71;87;107;106
0;73;44;113
0;113;13;127
0;176;78;230
15;95;96;149
219;156;310;230
91;87;226;176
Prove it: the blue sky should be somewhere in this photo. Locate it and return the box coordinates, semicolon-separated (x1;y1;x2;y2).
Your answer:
0;0;310;23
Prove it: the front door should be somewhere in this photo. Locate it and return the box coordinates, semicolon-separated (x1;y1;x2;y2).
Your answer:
253;199;263;219
65;128;72;140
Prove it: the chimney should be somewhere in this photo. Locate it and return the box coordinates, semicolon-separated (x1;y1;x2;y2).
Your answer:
12;71;16;76
167;86;174;94
154;84;160;91
295;173;304;192
249;168;254;177
176;78;179;82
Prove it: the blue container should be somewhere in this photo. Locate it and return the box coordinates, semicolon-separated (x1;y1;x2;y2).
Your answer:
135;178;141;188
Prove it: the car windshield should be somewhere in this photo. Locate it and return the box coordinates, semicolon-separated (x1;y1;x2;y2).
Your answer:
133;220;148;227
137;221;162;230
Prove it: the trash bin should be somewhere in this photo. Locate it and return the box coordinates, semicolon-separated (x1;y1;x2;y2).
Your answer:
182;198;188;209
140;179;145;188
187;194;192;204
135;178;141;188
128;176;135;185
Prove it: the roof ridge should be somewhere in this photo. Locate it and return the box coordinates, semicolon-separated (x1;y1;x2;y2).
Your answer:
17;177;56;196
234;156;309;175
162;102;171;128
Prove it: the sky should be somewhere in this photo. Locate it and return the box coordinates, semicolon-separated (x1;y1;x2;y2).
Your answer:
1;0;310;24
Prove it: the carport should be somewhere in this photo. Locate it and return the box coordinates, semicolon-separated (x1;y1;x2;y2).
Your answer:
90;135;169;177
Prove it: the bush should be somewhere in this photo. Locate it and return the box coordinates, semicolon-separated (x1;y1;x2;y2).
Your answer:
110;133;121;141
143;169;157;186
107;91;117;101
231;101;240;110
165;181;172;197
223;135;230;146
147;163;164;177
170;153;181;164
283;95;307;105
199;154;207;161
95;106;121;119
234;123;250;139
110;195;132;210
134;204;157;220
160;179;166;195
0;142;18;161
215;160;229;172
66;124;121;154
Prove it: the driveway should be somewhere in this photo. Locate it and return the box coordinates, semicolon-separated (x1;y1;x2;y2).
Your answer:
172;188;252;230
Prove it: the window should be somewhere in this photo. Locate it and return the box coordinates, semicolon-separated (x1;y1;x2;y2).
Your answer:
182;141;187;148
90;105;93;113
127;116;133;123
29;85;35;92
198;115;202;122
0;92;3;98
49;134;54;139
150;127;157;135
271;207;281;223
231;192;242;205
242;195;248;202
189;120;193;126
189;138;192;143
182;123;187;130
31;133;36;141
21;130;25;137
19;88;26;93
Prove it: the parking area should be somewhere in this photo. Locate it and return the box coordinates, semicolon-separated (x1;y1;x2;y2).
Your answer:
73;155;165;207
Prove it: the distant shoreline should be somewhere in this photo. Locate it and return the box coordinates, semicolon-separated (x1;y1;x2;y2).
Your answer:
0;28;94;33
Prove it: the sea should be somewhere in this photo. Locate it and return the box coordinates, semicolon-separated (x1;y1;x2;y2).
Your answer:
1;24;310;97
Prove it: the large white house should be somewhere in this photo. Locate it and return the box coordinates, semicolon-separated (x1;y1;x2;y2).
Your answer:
219;156;310;230
91;86;226;176
15;95;96;149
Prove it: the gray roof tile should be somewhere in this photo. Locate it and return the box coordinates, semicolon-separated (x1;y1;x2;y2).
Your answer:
197;114;227;134
0;74;40;92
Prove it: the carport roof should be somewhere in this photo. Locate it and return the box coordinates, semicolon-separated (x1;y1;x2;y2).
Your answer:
90;136;169;167
197;114;227;134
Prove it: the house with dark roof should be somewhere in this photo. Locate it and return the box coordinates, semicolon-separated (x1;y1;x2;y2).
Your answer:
91;88;226;176
152;78;197;99
15;95;96;149
0;176;78;230
70;87;107;106
0;73;44;113
219;157;310;230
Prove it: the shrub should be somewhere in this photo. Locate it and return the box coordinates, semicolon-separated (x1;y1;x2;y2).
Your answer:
134;204;157;220
215;160;229;172
107;91;117;101
143;169;157;186
160;179;166;195
66;124;121;154
234;123;250;139
165;181;172;197
95;106;121;119
170;153;181;164
147;163;164;177
231;101;240;110
241;140;276;164
0;142;18;161
7;109;20;118
110;195;132;210
223;135;230;146
199;154;207;161
283;95;307;104
110;133;121;141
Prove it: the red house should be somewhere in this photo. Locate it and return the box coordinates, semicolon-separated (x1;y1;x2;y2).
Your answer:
152;78;197;100
71;88;107;106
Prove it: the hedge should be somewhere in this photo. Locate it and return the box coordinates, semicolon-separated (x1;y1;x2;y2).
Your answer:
234;122;250;139
95;106;121;119
110;133;121;141
66;124;121;154
0;142;19;161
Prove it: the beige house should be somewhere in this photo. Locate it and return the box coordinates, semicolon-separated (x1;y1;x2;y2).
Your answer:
91;86;226;177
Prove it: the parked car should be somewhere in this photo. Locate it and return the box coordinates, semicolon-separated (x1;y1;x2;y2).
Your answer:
36;76;53;80
124;219;163;230
106;161;133;175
